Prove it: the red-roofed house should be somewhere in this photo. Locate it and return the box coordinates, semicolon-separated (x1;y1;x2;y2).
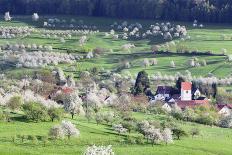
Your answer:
62;87;74;94
177;99;208;109
48;86;74;100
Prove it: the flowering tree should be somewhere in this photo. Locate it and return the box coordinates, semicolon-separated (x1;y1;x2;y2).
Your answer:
7;95;23;111
66;74;75;87
143;58;150;67
49;125;64;139
84;145;114;155
79;36;87;46
63;90;85;118
162;128;173;145
146;127;163;146
85;92;102;109
112;124;127;135
170;61;176;68
4;12;12;21
61;120;80;139
32;13;39;21
188;59;195;67
137;120;150;136
150;58;158;65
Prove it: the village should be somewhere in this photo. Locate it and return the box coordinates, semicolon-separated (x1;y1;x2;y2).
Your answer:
1;1;232;154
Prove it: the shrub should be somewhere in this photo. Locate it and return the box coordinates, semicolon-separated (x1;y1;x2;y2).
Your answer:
49;125;64;140
172;127;188;140
7;95;23;111
19;135;28;143
104;112;115;125
171;110;183;120
196;114;215;126
22;102;48;122
11;135;16;143
136;135;144;144
0;110;6;121
29;135;38;144
190;128;200;138
219;115;232;128
126;135;136;144
147;104;166;115
183;108;197;122
41;136;49;147
47;107;64;122
122;121;136;133
95;112;104;125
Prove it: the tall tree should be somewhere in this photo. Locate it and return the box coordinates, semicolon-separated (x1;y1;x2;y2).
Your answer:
134;71;150;95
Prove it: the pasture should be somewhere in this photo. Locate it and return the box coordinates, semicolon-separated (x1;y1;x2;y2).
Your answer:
0;16;232;79
0;110;232;155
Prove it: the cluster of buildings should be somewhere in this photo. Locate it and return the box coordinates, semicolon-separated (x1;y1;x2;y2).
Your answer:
152;82;231;116
151;82;208;111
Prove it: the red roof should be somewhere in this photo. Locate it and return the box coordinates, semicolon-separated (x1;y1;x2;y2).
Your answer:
177;100;208;109
181;82;192;90
217;104;232;110
62;87;74;94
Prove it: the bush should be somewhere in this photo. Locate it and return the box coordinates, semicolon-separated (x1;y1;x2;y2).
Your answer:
136;135;144;144
0;110;5;121
122;121;136;133
28;135;38;144
19;135;28;143
95;112;104;125
172;127;188;140
126;135;136;144
190;128;200;138
47;107;64;122
161;120;177;129
11;135;16;143
41;136;49;147
7;95;23;111
171;110;183;120
0;111;10;122
196;114;215;126
219;115;232;128
49;125;64;140
147;104;166;115
22;102;48;122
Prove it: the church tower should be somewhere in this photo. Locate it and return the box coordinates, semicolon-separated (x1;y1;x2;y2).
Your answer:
181;82;192;101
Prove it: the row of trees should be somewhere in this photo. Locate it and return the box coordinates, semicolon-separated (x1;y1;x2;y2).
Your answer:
1;0;232;23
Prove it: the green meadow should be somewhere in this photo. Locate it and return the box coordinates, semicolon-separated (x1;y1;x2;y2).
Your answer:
1;16;232;79
0;111;232;155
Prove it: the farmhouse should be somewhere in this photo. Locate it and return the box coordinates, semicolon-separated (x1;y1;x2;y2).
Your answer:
153;82;209;110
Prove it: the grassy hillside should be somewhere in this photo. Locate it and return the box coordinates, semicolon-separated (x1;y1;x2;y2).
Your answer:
0;110;232;155
0;16;232;79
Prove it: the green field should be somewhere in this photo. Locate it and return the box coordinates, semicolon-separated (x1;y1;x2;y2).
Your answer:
0;16;232;78
0;110;232;155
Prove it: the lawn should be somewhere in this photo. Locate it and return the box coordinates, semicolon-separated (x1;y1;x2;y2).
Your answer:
0;111;231;155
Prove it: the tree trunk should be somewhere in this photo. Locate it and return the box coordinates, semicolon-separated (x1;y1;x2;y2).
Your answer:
71;114;74;119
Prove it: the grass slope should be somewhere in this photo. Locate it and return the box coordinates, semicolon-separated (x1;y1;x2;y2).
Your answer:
0;111;231;155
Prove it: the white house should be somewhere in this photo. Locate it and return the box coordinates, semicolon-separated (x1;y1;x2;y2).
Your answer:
181;82;192;101
218;106;232;116
162;103;172;112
